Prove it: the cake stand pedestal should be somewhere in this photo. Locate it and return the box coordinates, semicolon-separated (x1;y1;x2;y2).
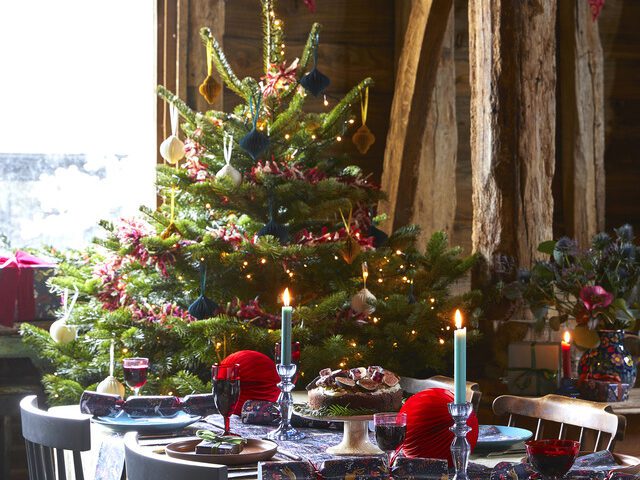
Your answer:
295;409;382;456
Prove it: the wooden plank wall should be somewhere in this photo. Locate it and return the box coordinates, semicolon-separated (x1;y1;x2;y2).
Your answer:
599;0;640;234
216;0;395;181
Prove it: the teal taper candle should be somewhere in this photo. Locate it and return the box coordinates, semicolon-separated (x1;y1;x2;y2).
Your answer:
453;309;466;404
281;288;292;365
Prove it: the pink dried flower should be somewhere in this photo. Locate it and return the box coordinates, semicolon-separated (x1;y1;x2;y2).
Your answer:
579;285;613;312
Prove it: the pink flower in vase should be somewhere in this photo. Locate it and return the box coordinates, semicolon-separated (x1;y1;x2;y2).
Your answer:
579;285;613;312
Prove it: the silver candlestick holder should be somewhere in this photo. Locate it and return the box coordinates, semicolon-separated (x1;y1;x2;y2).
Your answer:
448;402;473;480
268;363;305;441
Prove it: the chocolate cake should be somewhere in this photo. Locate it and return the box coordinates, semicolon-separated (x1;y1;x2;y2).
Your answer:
306;366;403;413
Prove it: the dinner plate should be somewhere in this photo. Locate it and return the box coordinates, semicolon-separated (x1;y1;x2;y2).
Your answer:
92;410;201;433
475;425;533;452
165;437;278;465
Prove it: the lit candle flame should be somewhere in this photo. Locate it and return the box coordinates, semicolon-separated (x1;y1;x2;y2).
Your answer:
362;262;369;285
563;331;571;344
454;309;463;329
283;288;291;307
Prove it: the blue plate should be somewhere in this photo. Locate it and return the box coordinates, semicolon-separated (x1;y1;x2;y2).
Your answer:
475;425;533;452
92;410;201;433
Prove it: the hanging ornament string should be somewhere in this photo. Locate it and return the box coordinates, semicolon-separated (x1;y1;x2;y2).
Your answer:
250;95;262;130
206;38;214;78
109;339;115;377
362;262;369;289
199;262;207;297
339;207;352;236
360;86;369;127
170;103;179;138
223;133;233;166
62;286;79;322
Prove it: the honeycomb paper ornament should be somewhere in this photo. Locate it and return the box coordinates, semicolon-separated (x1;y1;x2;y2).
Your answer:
352;86;375;155
300;33;330;97
97;376;125;397
160;135;185;164
216;134;242;186
340;235;361;264
188;264;220;320
257;219;289;244
351;287;376;315
199;34;222;104
352;124;375;155
240;96;269;161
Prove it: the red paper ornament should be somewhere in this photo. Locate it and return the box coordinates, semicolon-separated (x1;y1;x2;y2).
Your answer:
221;350;280;415
399;388;479;466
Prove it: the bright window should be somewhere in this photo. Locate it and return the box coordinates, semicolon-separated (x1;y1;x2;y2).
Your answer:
0;1;156;249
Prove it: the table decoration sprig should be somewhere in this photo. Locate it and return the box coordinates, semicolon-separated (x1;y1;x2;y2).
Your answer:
294;402;375;417
196;429;247;447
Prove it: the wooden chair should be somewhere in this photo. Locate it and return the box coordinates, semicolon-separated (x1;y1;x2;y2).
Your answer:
19;395;91;480
124;431;227;480
400;375;482;412
492;394;626;452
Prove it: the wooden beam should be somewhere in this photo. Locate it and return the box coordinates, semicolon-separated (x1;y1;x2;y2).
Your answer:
380;0;454;233
559;0;605;246
469;0;556;282
410;8;457;249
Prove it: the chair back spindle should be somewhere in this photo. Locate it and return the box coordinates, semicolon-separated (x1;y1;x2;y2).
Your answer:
19;395;91;480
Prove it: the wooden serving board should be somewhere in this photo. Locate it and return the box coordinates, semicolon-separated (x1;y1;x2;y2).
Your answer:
165;437;278;465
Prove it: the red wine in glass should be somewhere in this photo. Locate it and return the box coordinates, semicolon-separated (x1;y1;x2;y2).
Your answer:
374;412;407;467
122;357;149;396
525;439;580;480
212;363;240;435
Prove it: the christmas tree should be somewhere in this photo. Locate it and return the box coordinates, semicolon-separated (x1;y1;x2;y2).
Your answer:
21;0;479;405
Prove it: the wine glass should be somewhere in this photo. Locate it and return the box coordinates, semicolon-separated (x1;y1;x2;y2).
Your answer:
525;439;580;480
212;363;241;435
374;412;407;468
122;357;149;396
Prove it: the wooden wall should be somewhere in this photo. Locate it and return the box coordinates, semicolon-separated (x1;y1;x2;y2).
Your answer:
178;0;640;252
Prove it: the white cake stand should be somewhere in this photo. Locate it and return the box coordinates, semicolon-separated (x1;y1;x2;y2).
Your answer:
294;409;383;456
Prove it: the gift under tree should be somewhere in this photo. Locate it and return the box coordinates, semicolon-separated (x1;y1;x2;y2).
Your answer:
21;0;479;404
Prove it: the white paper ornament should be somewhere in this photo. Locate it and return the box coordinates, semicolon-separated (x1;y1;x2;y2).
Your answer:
159;104;185;164
351;287;376;315
96;340;125;397
97;376;125;397
160;135;185;164
216;134;242;186
50;287;78;344
50;319;77;344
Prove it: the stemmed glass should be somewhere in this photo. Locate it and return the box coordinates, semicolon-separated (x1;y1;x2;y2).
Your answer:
374;412;407;468
122;357;149;396
212;363;241;436
525;439;580;480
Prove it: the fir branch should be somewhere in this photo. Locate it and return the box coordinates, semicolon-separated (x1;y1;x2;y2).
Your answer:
270;90;306;134
200;27;247;98
157;86;198;125
298;23;322;73
294;402;376;418
321;78;374;135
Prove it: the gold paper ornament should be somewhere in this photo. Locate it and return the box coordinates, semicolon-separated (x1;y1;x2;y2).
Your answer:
199;75;221;104
199;35;221;104
352;86;375;155
340;235;361;264
352;124;375;155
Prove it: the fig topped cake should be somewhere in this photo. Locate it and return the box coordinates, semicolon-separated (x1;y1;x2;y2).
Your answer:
306;366;403;413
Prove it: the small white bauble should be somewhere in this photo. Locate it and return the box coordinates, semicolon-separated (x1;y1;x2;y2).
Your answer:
215;164;242;186
159;135;185;164
97;375;125;397
350;288;376;315
49;319;76;344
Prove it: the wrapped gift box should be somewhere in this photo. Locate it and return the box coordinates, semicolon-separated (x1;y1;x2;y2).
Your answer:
507;342;559;396
0;250;57;327
318;457;387;479
391;457;448;479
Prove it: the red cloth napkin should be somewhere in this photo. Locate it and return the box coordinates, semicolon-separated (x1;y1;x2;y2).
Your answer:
0;251;56;327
